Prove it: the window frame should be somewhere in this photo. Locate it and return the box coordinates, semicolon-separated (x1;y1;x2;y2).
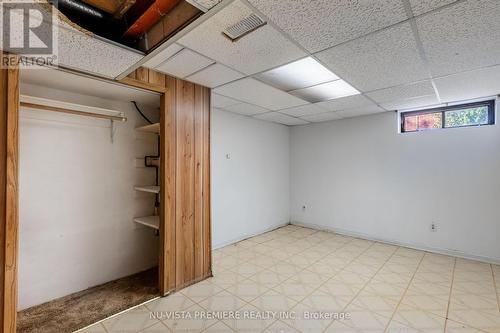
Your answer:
400;99;496;133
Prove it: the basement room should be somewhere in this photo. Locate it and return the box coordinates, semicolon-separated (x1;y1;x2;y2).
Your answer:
0;0;499;332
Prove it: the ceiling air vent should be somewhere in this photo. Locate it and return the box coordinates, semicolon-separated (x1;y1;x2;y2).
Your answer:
223;14;266;41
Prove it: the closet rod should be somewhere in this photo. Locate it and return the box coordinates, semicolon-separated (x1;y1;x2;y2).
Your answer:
20;102;127;122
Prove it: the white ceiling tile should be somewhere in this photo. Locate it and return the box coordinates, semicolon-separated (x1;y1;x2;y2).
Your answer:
278;104;326;117
155;49;214;78
335;105;386;119
417;0;500;77
289;80;360;103
316;22;430;91
366;81;436;103
255;57;339;91
300;112;342;123
223;102;269;116
186;63;244;88
248;0;408;53
212;93;240;108
434;65;500;103
314;95;374;112
380;95;440;111
214;78;308;110
186;0;222;11
254;112;309;126
178;0;306;75
409;0;458;16
143;43;183;69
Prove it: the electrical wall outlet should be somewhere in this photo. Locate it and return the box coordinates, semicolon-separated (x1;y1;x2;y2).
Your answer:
430;223;438;232
302;205;306;211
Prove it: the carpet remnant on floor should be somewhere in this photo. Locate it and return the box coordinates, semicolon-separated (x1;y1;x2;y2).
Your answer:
17;267;159;333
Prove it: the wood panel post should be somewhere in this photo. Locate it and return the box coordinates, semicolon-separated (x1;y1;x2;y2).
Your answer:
0;53;20;333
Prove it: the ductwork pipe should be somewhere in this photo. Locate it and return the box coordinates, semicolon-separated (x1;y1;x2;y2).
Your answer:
123;0;181;38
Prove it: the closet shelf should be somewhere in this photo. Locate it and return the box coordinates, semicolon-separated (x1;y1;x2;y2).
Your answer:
134;216;159;230
134;185;160;194
136;123;160;134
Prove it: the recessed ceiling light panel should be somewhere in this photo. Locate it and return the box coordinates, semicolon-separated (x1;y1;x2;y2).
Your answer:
255;57;339;91
290;80;360;103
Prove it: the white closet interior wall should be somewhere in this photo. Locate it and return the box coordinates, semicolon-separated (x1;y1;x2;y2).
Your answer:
18;82;160;310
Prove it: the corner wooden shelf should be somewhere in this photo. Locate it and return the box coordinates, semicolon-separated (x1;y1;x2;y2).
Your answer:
134;216;160;230
134;185;160;194
135;123;160;134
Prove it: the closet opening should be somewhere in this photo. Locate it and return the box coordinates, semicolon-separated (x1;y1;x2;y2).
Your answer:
16;66;164;333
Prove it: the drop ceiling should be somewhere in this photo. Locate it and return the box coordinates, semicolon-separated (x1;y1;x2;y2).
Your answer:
132;0;500;126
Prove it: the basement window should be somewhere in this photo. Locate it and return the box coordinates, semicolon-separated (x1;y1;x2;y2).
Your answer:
400;100;496;133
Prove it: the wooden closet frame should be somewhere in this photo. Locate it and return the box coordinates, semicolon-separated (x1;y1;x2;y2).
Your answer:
0;57;212;332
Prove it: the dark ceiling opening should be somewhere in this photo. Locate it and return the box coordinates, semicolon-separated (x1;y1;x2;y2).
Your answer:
50;0;203;53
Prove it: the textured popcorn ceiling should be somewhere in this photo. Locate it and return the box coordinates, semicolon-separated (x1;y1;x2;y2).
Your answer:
247;0;409;53
21;0;500;125
178;0;306;75
57;23;143;79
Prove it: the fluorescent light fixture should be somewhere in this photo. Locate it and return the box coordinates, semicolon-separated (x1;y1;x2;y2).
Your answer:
290;80;360;103
255;57;339;91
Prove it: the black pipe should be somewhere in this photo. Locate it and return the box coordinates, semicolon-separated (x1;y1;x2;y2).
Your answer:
48;0;127;41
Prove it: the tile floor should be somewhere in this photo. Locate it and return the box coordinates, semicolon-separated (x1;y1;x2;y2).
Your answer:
78;225;500;333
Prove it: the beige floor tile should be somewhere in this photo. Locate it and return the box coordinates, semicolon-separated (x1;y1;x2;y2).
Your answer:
391;308;446;333
344;262;380;278
222;304;276;332
250;290;298;313
285;255;318;269
202;321;236;332
263;320;300;333
299;289;351;313
325;320;376;333
81;227;500;333
207;270;249;289
449;293;499;311
181;280;224;303
161;304;218;333
249;269;289;288
399;293;450;317
226;280;270;302
198;291;247;312
286;269;329;286
453;271;493;283
406;281;452;296
141;321;172;332
319;280;365;301
332;270;371;285
146;294;195;313
350;293;399;317
284;302;336;332
305;262;340;279
272;279;318;302
76;323;108;333
103;306;160;333
362;281;408;299
215;255;249;270
341;307;392;331
445;319;486;333
269;262;303;278
228;262;264;278
385;319;421;333
247;256;280;269
448;308;500;332
452;281;496;295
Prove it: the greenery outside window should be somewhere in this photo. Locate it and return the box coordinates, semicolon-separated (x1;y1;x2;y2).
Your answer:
400;100;496;133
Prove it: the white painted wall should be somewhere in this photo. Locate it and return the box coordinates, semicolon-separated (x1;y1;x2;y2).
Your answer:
18;84;160;310
290;111;500;263
211;109;290;248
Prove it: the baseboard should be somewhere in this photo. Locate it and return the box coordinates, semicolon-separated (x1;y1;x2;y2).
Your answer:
212;222;290;250
291;221;500;266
